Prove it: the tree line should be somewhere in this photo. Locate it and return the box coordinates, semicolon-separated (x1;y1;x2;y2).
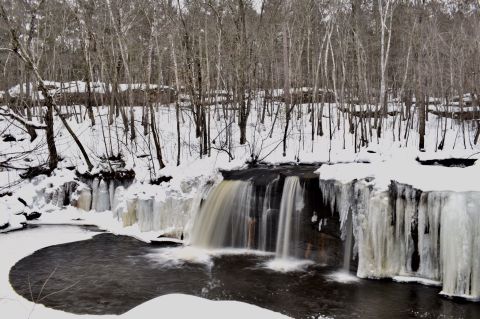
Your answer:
0;0;479;172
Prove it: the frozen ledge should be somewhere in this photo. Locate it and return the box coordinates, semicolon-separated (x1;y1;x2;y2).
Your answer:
316;159;480;192
318;174;480;302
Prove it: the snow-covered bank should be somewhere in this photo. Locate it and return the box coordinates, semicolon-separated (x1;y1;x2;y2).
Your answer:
0;225;291;319
317;162;480;301
0;155;233;239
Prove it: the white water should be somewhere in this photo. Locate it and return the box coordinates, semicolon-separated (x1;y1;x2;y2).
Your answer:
259;177;279;252
188;176;307;263
275;176;304;259
189;180;254;248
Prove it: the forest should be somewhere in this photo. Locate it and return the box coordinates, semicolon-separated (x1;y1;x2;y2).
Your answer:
1;2;480;318
0;0;479;176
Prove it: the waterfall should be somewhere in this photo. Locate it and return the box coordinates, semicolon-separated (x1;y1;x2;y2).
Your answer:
258;177;279;252
275;176;304;259
188;175;306;260
319;178;480;301
189;180;254;249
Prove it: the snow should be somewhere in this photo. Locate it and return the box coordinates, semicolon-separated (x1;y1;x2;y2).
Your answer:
317;157;480;192
0;225;291;318
6;81;173;101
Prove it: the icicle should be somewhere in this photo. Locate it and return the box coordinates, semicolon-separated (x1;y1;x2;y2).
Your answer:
440;192;480;300
95;179;110;212
75;187;92;211
319;176;480;300
136;195;154;232
112;186;126;220
109;181;115;211
90;178;100;211
122;197;137;227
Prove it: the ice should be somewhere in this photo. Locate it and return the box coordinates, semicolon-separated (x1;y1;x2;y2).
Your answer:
90;178;99;211
112;186;126;219
122;197;138;227
319;177;480;300
75;187;92;211
440;192;480;300
136;195;155;232
94;179;110;212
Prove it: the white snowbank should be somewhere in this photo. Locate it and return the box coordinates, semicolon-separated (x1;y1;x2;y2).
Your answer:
0;225;291;319
317;156;480;192
0;197;27;232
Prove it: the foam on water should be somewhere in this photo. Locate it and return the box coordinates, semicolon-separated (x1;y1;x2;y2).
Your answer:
326;271;360;284
262;258;314;273
146;246;213;268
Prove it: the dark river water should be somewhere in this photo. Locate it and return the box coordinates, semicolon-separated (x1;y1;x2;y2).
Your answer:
9;231;480;319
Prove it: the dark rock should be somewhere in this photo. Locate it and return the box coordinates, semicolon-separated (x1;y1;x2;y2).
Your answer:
3;134;16;142
0;222;10;230
150;175;173;185
24;211;41;221
77;169;135;182
20;166;52;179
416;157;477;167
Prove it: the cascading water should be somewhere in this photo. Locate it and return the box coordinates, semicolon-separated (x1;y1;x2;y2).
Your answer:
188;175;308;262
258;177;280;252
275;176;304;259
189;180;254;248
